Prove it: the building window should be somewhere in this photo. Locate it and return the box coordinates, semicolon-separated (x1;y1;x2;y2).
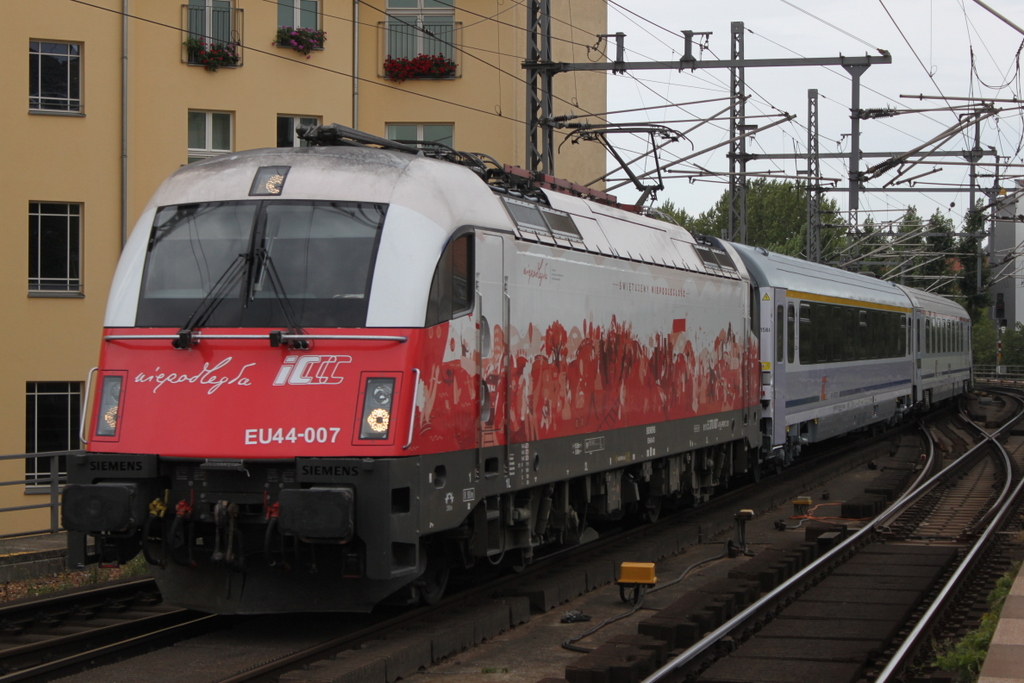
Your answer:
278;0;319;29
25;382;81;488
278;115;320;147
385;0;456;61
29;202;81;293
386;123;453;147
29;41;81;112
183;0;242;69
186;0;237;44
188;111;232;163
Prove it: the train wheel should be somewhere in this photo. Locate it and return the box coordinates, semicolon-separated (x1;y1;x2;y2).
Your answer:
644;496;663;523
417;546;450;605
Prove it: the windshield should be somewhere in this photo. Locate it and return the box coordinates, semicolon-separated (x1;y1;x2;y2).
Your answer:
136;201;387;328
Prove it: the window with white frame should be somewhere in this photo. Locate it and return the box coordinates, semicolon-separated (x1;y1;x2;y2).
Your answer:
188;110;232;163
29;41;81;112
29;202;81;293
278;115;320;147
25;382;80;488
386;123;453;147
386;0;455;61
186;0;236;44
278;0;319;29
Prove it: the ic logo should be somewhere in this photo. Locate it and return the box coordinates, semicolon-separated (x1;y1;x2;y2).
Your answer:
273;355;352;386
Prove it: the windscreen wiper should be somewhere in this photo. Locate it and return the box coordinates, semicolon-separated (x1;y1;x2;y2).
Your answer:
172;253;248;349
249;248;309;349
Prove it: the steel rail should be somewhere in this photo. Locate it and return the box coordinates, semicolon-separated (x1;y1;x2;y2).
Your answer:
0;612;218;683
643;418;1003;683
217;432;904;683
874;393;1023;682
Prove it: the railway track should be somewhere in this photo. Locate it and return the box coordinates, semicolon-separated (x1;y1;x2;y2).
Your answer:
0;577;219;682
7;411;909;683
640;390;1024;683
187;423;930;683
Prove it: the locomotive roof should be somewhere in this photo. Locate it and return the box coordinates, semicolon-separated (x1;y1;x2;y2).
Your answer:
142;144;752;284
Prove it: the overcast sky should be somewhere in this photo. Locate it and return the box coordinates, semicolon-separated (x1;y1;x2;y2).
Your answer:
594;0;1024;231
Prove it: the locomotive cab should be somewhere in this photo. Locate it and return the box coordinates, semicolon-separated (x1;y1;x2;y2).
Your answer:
64;145;501;611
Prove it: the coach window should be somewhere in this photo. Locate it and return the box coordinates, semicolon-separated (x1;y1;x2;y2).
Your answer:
425;233;473;326
854;310;866;360
843;308;855;360
786;305;794;366
815;304;829;363
775;305;784;364
798;303;811;364
899;314;907;356
925;318;931;354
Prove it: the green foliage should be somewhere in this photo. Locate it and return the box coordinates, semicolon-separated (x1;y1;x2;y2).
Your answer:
656;179;845;258
933;562;1020;682
959;204;991;323
998;322;1024;366
924;211;957;295
972;317;996;366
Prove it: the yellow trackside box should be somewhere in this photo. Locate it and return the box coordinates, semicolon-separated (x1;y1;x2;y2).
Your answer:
618;562;657;585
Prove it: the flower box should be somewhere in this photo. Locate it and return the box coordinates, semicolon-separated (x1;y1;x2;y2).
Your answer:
275;26;326;57
383;54;457;82
184;38;240;72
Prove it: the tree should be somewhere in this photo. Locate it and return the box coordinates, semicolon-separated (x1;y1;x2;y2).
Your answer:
972;316;996;366
657;179;845;259
922;210;957;296
958;203;991;323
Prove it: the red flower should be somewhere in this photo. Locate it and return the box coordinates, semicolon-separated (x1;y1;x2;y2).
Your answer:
383;54;456;83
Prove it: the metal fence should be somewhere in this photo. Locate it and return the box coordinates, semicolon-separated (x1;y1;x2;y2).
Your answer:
378;19;462;76
974;365;1024;383
0;450;79;539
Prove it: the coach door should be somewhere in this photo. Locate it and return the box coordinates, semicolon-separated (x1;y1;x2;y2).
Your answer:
476;232;508;477
767;290;791;449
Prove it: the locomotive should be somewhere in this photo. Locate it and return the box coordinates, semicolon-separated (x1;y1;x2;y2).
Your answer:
63;125;972;613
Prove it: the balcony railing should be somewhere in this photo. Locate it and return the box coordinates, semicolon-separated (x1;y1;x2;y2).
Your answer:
181;5;244;69
378;19;461;79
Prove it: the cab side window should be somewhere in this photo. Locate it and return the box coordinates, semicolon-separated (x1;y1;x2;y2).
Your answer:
425;233;474;326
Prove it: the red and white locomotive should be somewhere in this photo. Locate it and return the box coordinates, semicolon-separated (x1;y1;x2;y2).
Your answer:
63;126;967;613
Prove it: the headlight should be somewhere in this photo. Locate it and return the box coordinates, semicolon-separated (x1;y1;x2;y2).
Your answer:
95;375;123;437
360;378;394;440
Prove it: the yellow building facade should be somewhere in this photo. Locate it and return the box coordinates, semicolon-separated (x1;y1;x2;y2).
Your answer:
1;0;606;535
